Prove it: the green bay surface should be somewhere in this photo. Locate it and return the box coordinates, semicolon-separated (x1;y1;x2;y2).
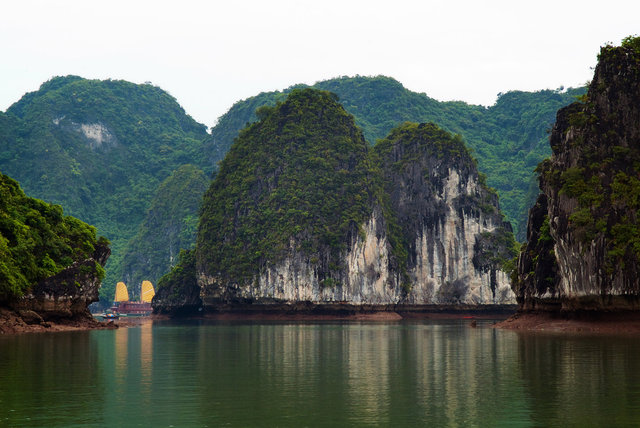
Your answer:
1;321;640;426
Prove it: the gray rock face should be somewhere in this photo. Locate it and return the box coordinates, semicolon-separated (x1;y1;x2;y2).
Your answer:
514;38;640;312
513;194;560;310
198;122;516;309
154;279;202;315
378;124;516;305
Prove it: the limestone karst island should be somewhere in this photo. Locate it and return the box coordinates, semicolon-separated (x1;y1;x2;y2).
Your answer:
3;32;640;426
2;37;640;331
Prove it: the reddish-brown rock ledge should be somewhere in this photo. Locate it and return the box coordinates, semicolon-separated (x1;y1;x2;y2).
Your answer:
0;307;117;335
495;311;640;334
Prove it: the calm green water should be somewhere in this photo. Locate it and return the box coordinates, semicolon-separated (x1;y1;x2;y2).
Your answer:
1;320;640;427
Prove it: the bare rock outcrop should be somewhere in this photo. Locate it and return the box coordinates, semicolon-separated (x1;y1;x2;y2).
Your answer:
513;37;640;312
9;242;110;322
189;90;517;312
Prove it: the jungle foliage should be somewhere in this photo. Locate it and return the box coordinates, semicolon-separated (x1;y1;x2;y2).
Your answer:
0;172;105;301
205;75;584;240
197;89;378;284
0;76;210;301
0;74;582;302
119;165;209;297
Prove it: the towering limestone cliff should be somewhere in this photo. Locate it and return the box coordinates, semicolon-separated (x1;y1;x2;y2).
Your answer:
155;89;517;313
196;88;380;306
513;36;640;312
206;75;584;239
375;123;517;304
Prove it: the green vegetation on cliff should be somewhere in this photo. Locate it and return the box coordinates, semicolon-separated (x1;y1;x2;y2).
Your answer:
206;76;584;239
0;172;106;301
548;36;640;274
119;165;208;295
0;73;581;303
374;121;474;166
374;122;518;278
515;36;640;306
156;89;516;307
197;89;377;284
153;249;202;314
0;76;210;301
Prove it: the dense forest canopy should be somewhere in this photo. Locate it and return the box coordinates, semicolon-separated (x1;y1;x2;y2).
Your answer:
206;76;584;239
119;164;208;297
0;76;210;301
0;172;106;301
197;89;378;284
0;74;582;303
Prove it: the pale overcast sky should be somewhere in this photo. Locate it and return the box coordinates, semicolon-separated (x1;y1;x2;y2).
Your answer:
1;0;638;127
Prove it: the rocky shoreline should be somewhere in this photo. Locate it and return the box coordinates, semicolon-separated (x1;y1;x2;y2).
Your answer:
495;311;640;334
7;304;640;335
166;303;517;321
0;307;118;335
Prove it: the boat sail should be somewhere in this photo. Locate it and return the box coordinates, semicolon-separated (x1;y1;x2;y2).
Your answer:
115;281;129;302
141;280;155;303
110;281;155;316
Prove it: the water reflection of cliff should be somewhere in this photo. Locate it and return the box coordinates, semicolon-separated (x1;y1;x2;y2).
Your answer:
341;323;528;425
5;322;639;426
0;332;104;426
194;322;528;426
516;333;640;426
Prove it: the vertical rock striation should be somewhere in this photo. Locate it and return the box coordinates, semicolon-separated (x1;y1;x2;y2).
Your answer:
156;89;517;314
514;37;640;312
376;123;516;305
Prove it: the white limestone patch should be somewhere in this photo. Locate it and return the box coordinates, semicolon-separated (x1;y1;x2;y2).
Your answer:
51;116;117;150
407;170;516;304
79;123;117;149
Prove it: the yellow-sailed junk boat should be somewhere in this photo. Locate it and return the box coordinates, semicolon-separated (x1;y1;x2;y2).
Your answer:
110;281;155;316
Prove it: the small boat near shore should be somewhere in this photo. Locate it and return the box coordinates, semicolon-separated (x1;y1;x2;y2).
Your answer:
96;312;120;321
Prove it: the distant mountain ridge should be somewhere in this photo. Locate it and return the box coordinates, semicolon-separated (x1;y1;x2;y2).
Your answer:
154;89;517;314
207;76;584;239
1;74;582;303
0;76;211;301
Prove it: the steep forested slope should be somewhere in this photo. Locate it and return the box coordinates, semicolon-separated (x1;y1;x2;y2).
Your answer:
119;164;208;297
0;172;106;302
205;76;584;239
0;76;210;300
